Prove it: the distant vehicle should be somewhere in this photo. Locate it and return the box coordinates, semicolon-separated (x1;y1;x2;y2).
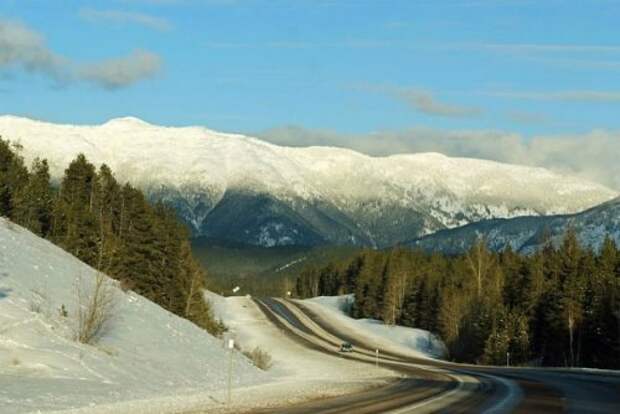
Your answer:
339;342;353;353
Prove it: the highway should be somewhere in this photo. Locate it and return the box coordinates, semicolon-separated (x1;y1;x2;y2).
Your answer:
251;298;620;413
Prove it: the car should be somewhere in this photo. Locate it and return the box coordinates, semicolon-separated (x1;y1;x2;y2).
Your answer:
339;342;353;353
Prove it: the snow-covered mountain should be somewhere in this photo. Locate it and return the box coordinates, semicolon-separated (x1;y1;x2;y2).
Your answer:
410;197;620;254
0;115;617;247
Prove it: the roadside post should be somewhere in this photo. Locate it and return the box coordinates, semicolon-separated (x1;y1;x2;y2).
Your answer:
375;349;379;368
227;339;234;405
506;352;510;367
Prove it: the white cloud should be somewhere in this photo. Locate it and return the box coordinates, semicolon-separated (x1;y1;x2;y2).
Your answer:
356;84;483;118
505;110;550;125
257;126;620;190
488;90;620;103
119;0;185;4
80;8;172;31
203;39;395;49
472;43;620;54
392;89;483;117
0;19;67;81
0;19;162;89
78;50;162;89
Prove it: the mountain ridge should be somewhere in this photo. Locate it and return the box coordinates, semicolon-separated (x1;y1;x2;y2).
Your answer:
410;196;620;254
0;115;616;247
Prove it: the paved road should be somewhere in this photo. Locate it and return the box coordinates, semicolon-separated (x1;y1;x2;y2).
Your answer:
252;298;620;413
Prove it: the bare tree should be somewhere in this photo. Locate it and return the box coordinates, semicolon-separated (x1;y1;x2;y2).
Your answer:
439;288;466;356
183;263;203;318
74;272;116;345
383;269;409;325
564;299;583;367
466;238;494;297
614;309;620;356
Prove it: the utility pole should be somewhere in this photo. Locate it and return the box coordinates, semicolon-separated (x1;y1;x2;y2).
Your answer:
227;339;234;405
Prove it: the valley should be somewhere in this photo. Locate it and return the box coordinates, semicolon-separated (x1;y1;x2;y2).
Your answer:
2;2;620;412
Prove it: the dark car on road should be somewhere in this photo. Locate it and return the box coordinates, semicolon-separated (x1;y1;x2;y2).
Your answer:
339;342;353;353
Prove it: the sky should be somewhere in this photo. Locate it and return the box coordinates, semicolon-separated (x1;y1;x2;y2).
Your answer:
1;0;620;189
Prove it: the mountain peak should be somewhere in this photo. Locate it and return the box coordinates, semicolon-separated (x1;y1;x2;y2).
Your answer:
103;116;153;128
0;115;616;247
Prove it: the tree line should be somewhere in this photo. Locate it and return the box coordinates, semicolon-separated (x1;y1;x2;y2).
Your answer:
295;234;620;369
0;138;224;335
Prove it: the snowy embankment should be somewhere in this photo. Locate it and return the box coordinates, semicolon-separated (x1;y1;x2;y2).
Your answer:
204;291;397;403
0;218;272;414
300;295;447;359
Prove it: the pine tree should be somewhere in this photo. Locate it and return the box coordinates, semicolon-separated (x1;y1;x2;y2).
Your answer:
52;154;99;266
12;158;54;236
0;138;28;218
92;164;123;272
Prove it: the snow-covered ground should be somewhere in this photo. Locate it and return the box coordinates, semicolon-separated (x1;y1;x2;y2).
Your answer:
0;219;404;414
205;290;397;380
0;218;275;414
300;295;447;359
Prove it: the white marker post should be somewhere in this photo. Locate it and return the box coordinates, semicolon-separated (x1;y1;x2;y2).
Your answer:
506;352;510;367
227;339;234;405
375;349;379;368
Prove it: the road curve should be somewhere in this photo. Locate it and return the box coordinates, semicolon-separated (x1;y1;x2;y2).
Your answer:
252;298;519;413
275;298;620;414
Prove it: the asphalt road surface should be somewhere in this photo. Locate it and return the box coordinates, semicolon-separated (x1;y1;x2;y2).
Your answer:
251;298;620;414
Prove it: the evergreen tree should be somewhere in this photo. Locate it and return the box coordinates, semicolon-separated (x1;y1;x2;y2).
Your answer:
0;138;28;217
0;147;223;336
12;158;54;236
52;154;99;266
92;164;123;272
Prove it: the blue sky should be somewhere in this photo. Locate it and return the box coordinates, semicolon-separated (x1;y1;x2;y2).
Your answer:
1;0;620;190
1;0;619;134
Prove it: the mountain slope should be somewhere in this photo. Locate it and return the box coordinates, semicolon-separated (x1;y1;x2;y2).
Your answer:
410;197;620;254
0;217;266;413
0;115;616;247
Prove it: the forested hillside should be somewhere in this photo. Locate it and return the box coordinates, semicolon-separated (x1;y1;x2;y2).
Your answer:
0;138;223;335
296;236;620;369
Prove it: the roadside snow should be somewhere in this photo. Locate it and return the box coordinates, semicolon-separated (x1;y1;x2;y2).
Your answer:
0;218;267;414
300;295;447;359
0;218;398;414
205;291;396;381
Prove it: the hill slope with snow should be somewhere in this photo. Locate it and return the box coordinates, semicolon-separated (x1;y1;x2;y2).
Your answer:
410;197;620;254
0;217;267;413
0;115;616;247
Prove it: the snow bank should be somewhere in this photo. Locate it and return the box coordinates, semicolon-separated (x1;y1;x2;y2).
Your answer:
204;290;395;381
0;218;266;414
301;295;447;359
